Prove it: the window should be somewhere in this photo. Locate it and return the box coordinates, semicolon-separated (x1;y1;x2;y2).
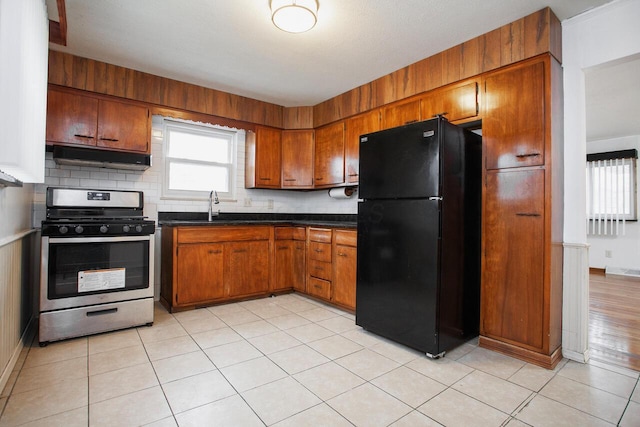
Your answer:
163;119;238;200
587;149;638;235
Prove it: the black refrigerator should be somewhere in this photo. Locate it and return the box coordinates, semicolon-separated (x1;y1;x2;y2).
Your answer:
356;116;481;357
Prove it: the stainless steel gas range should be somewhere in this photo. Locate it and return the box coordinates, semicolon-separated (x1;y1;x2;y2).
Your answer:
39;187;156;345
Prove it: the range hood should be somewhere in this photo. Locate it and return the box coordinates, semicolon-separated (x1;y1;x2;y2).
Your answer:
52;146;152;171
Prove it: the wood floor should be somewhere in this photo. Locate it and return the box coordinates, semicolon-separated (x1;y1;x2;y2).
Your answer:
589;270;640;371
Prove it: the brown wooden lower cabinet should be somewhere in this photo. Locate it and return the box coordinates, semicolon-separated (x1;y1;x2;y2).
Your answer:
227;241;269;298
161;224;357;313
274;227;306;292
175;243;225;305
332;229;357;310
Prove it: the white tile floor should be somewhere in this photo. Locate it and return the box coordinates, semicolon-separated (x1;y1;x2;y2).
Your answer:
1;293;639;426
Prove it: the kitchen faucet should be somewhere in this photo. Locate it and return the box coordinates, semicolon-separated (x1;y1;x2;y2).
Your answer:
208;190;220;221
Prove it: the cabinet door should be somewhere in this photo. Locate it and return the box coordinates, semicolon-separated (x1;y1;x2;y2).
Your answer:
292;241;306;292
345;110;380;184
381;98;420;129
484;61;545;170
314;122;345;187
274;240;306;291
482;169;545;351
227;241;270;297
46;88;98;146
176;243;225;305
333;244;357;309
421;81;478;123
97;100;150;152
282;130;314;188
254;126;282;188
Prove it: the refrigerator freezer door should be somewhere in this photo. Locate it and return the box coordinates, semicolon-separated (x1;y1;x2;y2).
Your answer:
356;199;441;354
359;119;440;200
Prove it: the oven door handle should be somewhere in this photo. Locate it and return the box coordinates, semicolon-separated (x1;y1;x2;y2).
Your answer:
86;307;118;317
47;235;151;244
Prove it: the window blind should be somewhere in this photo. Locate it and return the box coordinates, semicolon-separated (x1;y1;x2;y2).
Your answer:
586;149;638;236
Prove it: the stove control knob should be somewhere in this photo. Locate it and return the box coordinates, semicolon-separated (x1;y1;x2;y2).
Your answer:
122;225;131;233
74;226;84;234
100;225;109;234
59;226;68;235
135;225;143;233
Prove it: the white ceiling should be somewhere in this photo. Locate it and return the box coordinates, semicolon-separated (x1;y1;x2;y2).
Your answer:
47;0;639;141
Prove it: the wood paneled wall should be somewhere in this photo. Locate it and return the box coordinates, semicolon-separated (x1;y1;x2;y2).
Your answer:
47;51;285;128
313;7;561;127
47;7;560;130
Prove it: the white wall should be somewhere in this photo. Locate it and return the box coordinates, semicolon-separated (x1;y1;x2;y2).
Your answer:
562;0;640;362
587;135;640;269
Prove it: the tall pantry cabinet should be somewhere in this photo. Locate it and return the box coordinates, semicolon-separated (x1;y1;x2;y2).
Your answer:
480;54;564;369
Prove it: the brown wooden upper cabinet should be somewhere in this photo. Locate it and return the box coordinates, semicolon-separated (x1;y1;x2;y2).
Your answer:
46;86;150;153
421;80;479;124
344;110;380;185
282;129;314;189
483;61;545;170
246;126;282;189
381;98;421;129
314;121;345;187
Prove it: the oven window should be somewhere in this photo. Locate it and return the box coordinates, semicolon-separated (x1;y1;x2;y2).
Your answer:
48;240;150;299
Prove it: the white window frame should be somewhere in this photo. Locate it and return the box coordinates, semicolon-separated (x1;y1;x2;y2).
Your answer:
162;118;238;201
586;150;638;235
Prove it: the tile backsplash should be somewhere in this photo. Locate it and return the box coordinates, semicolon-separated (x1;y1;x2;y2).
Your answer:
33;116;358;227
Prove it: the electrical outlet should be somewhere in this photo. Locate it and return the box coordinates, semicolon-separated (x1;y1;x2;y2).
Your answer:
267;199;274;210
244;198;252;207
605;250;612;258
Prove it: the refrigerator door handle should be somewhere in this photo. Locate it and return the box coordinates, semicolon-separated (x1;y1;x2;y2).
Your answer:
428;197;443;201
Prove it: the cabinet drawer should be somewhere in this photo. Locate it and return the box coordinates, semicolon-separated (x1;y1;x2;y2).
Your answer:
307;277;331;300
308;227;332;243
309;259;331;281
309;242;331;262
274;227;306;241
177;226;271;243
334;229;357;246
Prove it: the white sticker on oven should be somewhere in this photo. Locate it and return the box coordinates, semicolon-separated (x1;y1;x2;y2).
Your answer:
78;268;126;292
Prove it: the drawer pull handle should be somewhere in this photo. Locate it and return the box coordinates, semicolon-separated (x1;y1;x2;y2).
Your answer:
338;253;347;257
73;134;94;139
314;284;322;289
348;173;359;177
284;179;297;182
315;177;324;181
99;137;119;142
515;153;540;158
208;250;222;254
516;213;541;217
259;177;271;181
87;307;118;317
233;249;248;253
314;248;323;253
277;246;288;250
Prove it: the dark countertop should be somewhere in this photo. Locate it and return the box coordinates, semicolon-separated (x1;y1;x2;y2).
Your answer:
158;212;357;229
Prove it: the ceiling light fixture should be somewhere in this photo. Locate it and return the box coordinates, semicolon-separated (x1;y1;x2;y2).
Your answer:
271;0;318;33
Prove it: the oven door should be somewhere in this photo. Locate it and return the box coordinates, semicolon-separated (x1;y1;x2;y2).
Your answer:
40;234;154;312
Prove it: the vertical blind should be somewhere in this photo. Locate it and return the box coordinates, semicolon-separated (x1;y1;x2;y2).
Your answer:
586;149;638;236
